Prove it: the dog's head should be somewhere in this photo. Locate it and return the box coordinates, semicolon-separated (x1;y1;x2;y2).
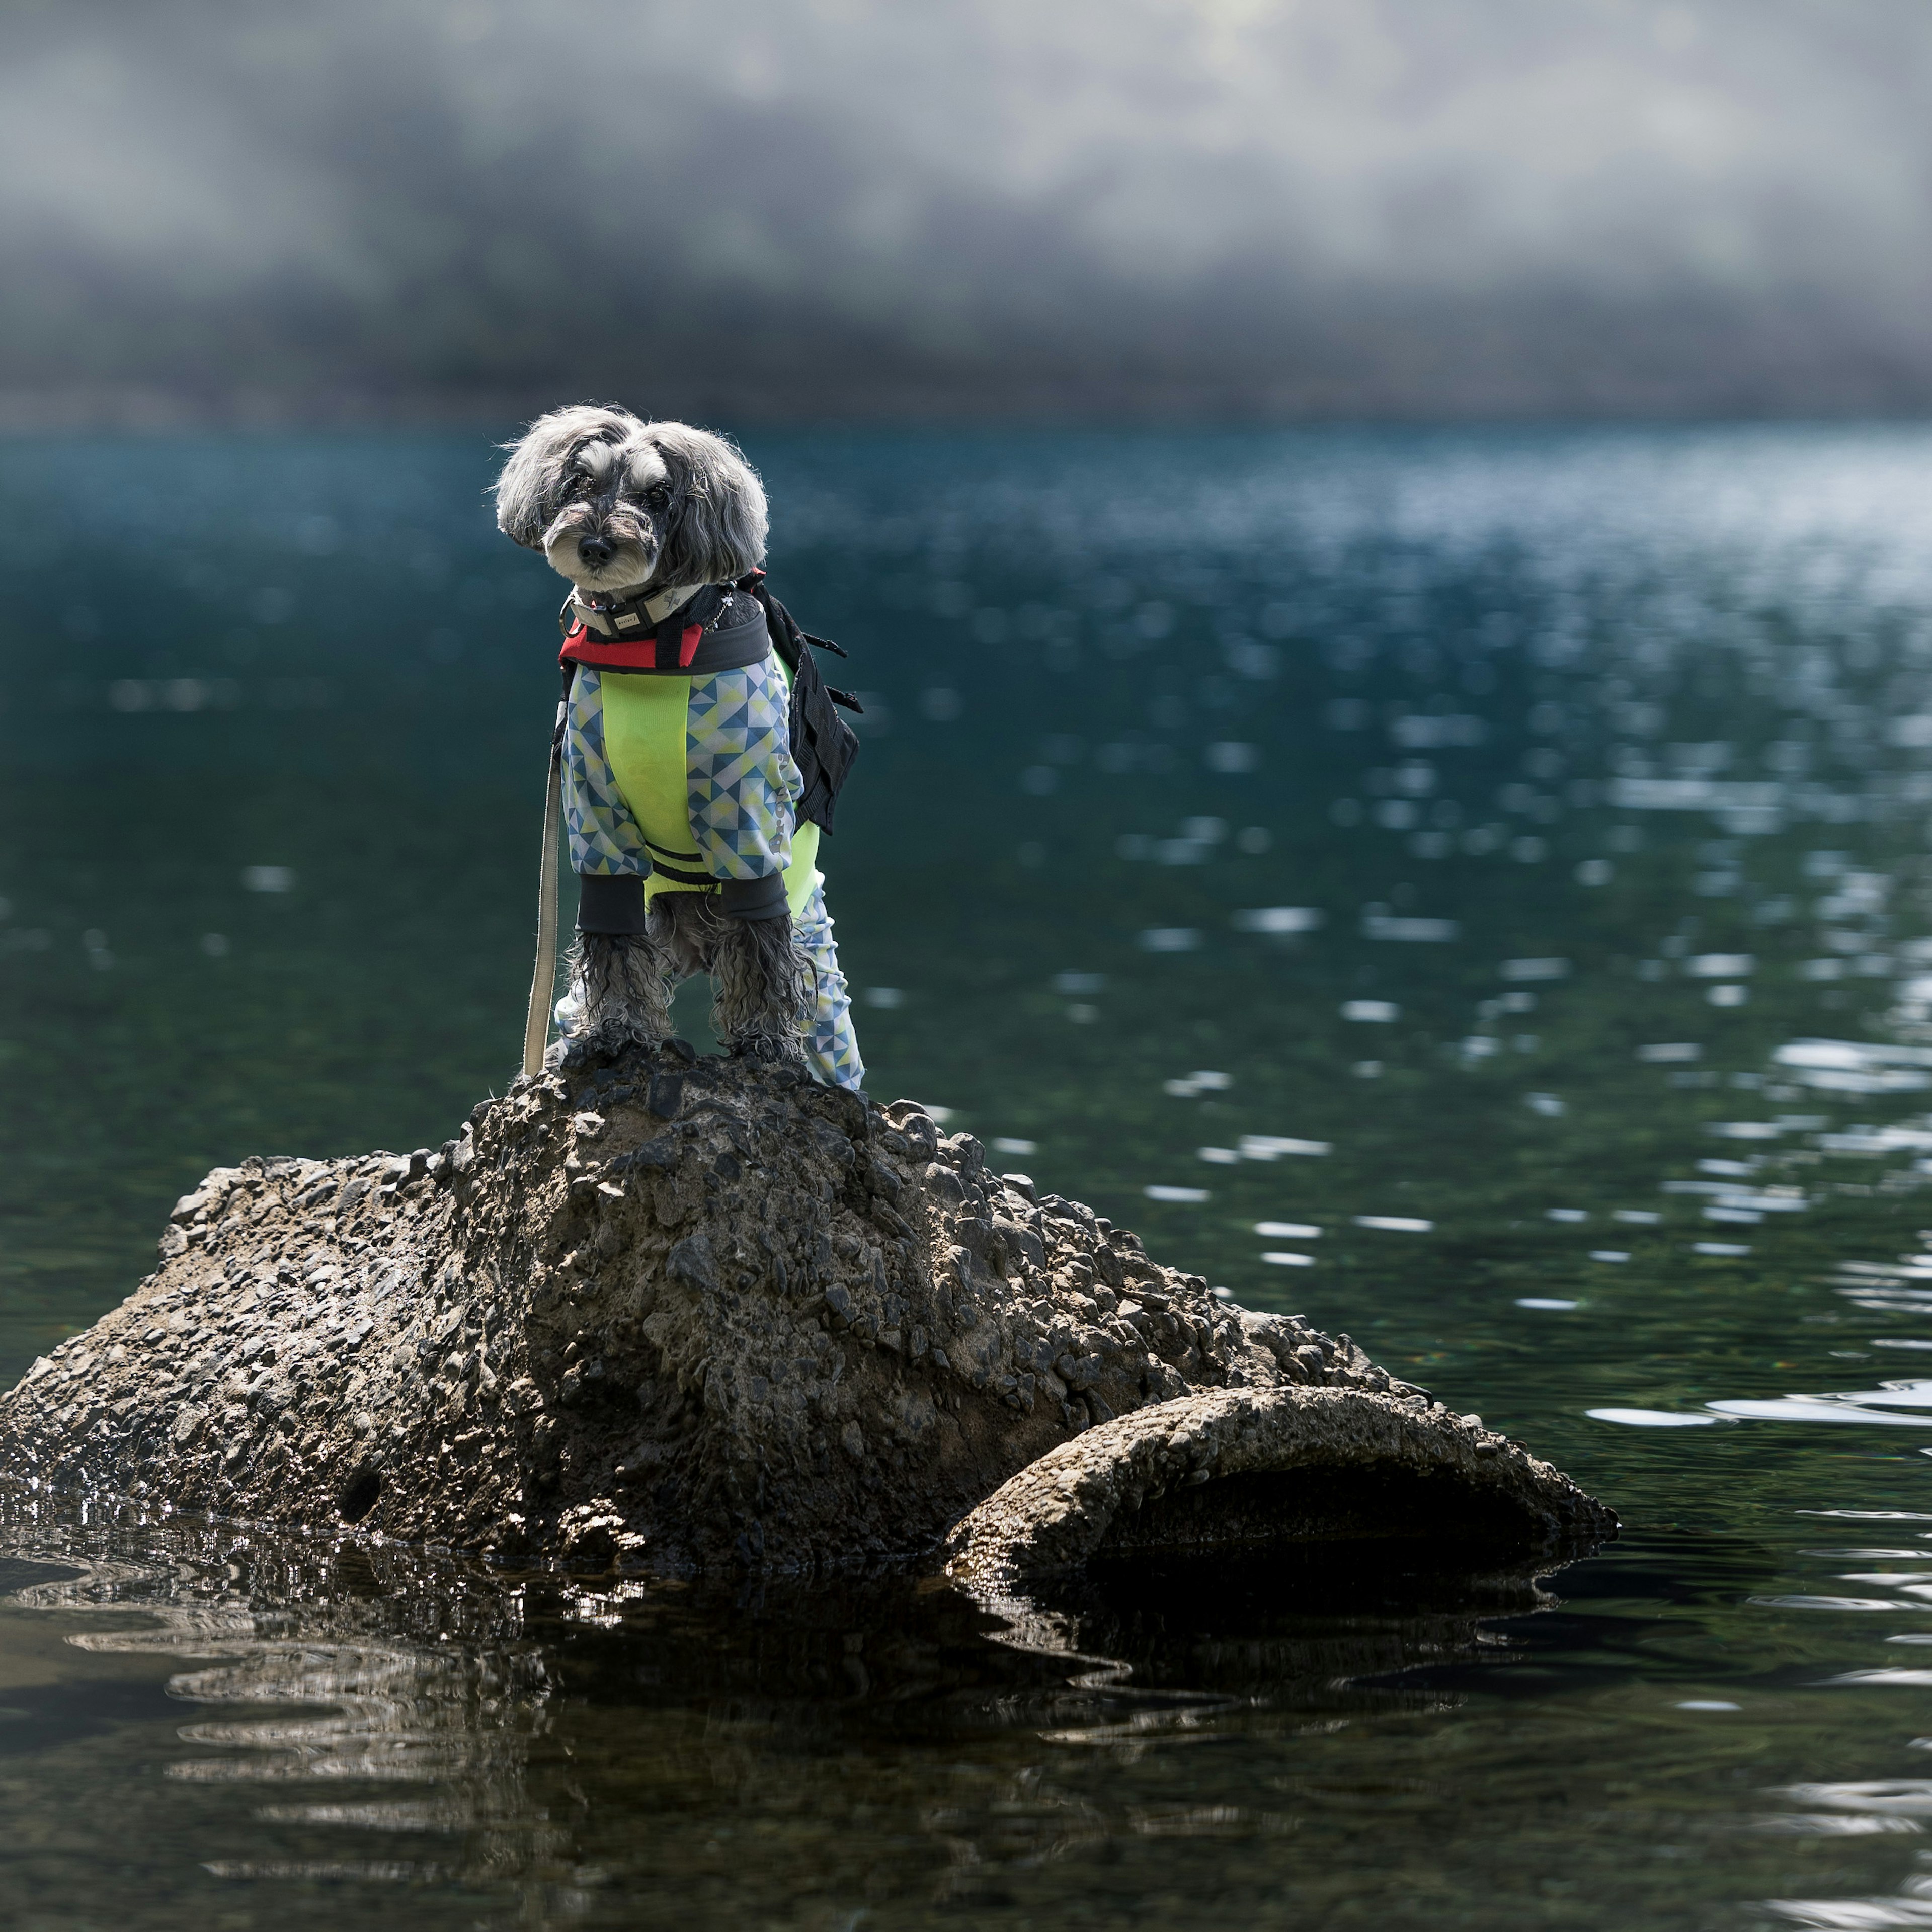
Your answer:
494;405;768;596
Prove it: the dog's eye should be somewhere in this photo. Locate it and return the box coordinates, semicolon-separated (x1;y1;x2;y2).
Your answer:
641;481;670;508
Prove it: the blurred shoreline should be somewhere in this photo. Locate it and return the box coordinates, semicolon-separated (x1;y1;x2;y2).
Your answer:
5;383;1930;435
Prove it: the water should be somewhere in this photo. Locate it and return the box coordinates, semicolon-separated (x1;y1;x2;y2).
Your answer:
8;423;1932;1925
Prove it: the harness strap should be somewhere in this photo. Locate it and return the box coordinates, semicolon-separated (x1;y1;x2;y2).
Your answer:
560;620;711;671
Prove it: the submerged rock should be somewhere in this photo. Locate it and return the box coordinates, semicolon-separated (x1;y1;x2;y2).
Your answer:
0;1044;1614;1573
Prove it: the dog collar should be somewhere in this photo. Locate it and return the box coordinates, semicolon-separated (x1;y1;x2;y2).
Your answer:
558;582;772;675
568;579;707;638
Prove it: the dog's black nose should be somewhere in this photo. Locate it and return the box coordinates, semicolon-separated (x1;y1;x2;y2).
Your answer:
578;534;616;568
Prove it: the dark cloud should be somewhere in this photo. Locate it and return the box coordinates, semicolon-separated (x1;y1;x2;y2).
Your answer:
4;0;1929;420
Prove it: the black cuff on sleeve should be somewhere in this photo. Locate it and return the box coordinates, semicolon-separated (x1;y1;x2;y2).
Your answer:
717;874;789;922
576;872;649;934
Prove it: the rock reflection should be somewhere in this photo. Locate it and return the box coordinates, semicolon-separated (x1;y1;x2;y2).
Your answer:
0;1506;1576;1923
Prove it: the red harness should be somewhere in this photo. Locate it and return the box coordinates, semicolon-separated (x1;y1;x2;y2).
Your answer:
557;615;705;672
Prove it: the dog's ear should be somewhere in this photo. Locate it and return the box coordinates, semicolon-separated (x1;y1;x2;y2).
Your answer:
643;423;769;584
494;404;638;549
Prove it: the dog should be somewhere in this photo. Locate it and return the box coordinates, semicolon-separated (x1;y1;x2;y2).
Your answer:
495;404;863;1089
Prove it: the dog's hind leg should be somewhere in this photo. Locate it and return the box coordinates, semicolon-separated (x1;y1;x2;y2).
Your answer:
791;881;864;1090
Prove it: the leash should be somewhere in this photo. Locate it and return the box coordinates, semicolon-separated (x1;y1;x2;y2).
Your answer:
521;694;567;1078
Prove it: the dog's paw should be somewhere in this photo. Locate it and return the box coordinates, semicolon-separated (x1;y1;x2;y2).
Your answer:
726;1033;807;1068
582;1015;669;1052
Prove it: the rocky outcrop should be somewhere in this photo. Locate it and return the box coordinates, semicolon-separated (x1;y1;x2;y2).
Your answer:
0;1042;1614;1573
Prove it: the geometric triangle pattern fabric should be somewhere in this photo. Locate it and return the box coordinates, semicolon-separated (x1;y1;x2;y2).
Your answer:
562;665;655;877
684;659;802;881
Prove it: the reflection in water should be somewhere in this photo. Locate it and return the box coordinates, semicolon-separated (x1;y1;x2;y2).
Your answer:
15;1499;1932;1928
0;1506;1576;1927
5;1522;559;1890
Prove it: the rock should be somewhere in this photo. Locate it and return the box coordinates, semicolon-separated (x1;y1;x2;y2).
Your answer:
0;1042;1614;1575
943;1386;1609;1589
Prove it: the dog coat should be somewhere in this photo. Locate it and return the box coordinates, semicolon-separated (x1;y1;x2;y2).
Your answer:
556;583;864;1090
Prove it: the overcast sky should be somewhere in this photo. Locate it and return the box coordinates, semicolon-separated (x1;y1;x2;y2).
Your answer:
4;0;1928;418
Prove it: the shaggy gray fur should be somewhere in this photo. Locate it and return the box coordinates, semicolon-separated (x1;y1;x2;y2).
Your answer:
707;910;814;1054
567;894;813;1062
571;932;676;1049
654;892;813;1060
494;403;768;595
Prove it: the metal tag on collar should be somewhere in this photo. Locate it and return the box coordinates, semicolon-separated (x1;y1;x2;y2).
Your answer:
574;598;616;638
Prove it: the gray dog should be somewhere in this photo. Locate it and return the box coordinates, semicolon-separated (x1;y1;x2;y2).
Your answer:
495;405;865;1088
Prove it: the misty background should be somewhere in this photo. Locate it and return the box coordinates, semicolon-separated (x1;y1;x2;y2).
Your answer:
3;0;1929;423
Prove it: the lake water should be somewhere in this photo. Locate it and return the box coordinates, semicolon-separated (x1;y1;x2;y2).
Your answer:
7;424;1932;1926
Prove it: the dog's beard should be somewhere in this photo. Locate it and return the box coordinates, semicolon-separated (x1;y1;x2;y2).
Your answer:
542;513;660;594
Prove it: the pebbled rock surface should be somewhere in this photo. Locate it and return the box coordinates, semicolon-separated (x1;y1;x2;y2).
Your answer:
945;1384;1613;1589
0;1042;1614;1573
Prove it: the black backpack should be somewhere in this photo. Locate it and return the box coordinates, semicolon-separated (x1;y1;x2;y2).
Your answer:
737;572;862;835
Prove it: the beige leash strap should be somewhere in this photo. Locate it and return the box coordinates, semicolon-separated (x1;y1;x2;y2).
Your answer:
521;737;565;1077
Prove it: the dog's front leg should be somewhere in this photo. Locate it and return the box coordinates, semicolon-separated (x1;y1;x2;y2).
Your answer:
568;874;674;1047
